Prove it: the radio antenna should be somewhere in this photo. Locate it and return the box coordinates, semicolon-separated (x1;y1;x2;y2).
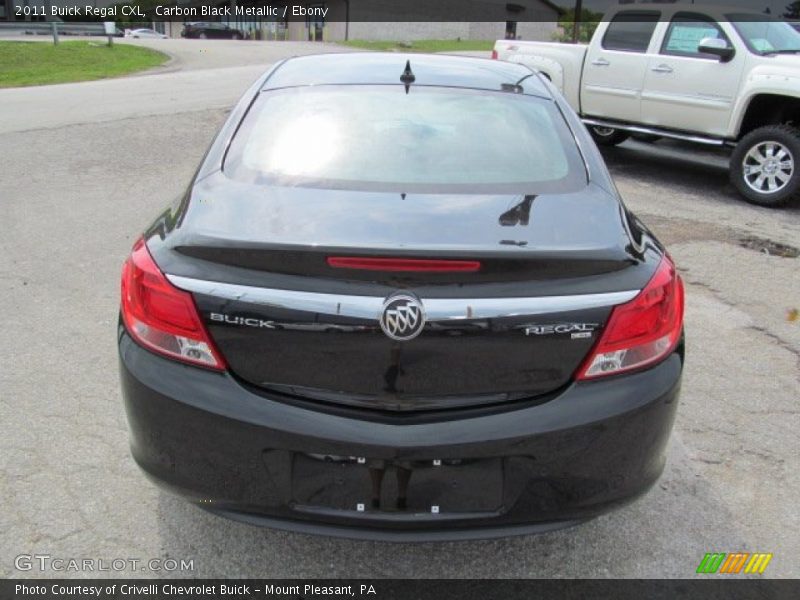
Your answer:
400;60;415;94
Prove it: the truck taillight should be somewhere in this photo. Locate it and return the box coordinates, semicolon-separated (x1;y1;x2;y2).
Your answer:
120;238;226;370
577;256;684;380
491;49;498;60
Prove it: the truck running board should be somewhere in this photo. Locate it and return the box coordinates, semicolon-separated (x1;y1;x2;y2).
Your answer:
582;118;730;147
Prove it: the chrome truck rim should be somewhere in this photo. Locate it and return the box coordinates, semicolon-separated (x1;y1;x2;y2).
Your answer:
592;126;616;137
743;141;794;194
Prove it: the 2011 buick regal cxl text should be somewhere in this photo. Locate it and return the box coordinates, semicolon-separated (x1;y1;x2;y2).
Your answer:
118;53;685;541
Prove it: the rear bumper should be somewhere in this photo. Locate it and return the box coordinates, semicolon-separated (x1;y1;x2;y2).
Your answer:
119;332;682;541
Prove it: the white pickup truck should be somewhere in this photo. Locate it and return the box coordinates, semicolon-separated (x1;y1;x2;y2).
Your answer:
493;2;800;207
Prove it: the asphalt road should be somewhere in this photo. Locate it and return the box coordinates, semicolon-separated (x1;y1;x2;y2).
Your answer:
1;42;798;579
0;38;357;134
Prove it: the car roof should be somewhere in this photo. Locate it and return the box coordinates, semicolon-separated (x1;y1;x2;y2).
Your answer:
262;53;552;98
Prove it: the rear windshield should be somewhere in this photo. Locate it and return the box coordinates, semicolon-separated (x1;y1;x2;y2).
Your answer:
224;85;586;194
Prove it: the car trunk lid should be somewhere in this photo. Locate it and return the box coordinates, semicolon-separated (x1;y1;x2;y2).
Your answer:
153;177;650;411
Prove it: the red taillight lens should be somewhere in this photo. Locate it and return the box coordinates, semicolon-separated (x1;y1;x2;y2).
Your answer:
120;238;226;370
327;257;481;272
491;49;498;60
577;256;684;380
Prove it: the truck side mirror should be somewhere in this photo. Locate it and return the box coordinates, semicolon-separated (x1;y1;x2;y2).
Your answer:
698;37;735;62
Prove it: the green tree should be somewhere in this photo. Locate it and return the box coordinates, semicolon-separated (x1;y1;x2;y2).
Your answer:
785;1;800;18
553;8;603;43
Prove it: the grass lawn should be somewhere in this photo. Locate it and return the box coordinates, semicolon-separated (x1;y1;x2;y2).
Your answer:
340;39;494;53
0;41;168;88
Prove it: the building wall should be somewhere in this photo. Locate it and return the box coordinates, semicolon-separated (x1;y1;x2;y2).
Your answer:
334;0;559;42
339;20;556;42
347;21;472;41
515;21;559;41
465;21;558;42
106;0;558;42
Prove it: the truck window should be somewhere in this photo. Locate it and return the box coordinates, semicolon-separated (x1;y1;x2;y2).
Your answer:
729;15;800;55
602;11;660;53
661;13;730;58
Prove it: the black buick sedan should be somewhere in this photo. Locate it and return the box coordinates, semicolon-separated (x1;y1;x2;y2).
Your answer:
119;53;684;540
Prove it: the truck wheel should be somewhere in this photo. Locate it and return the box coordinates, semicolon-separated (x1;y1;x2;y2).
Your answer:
589;126;629;147
731;124;800;208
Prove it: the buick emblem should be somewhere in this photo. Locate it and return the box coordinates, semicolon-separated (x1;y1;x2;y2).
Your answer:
380;294;426;341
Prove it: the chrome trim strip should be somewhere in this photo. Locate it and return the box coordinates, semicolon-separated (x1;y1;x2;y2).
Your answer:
167;275;639;322
582;118;726;146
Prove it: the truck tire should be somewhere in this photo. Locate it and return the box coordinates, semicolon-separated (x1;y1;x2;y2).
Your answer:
589;126;630;147
731;124;800;208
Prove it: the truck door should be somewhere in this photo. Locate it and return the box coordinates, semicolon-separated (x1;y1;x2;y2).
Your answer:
641;13;746;137
581;10;661;123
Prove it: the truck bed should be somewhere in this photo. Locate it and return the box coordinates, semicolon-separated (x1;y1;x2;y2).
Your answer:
493;40;588;109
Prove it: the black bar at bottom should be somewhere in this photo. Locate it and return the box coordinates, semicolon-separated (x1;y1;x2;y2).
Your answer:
2;579;799;600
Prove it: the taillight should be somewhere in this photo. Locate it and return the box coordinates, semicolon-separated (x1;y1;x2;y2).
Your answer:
491;49;498;60
577;256;684;380
120;238;226;370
